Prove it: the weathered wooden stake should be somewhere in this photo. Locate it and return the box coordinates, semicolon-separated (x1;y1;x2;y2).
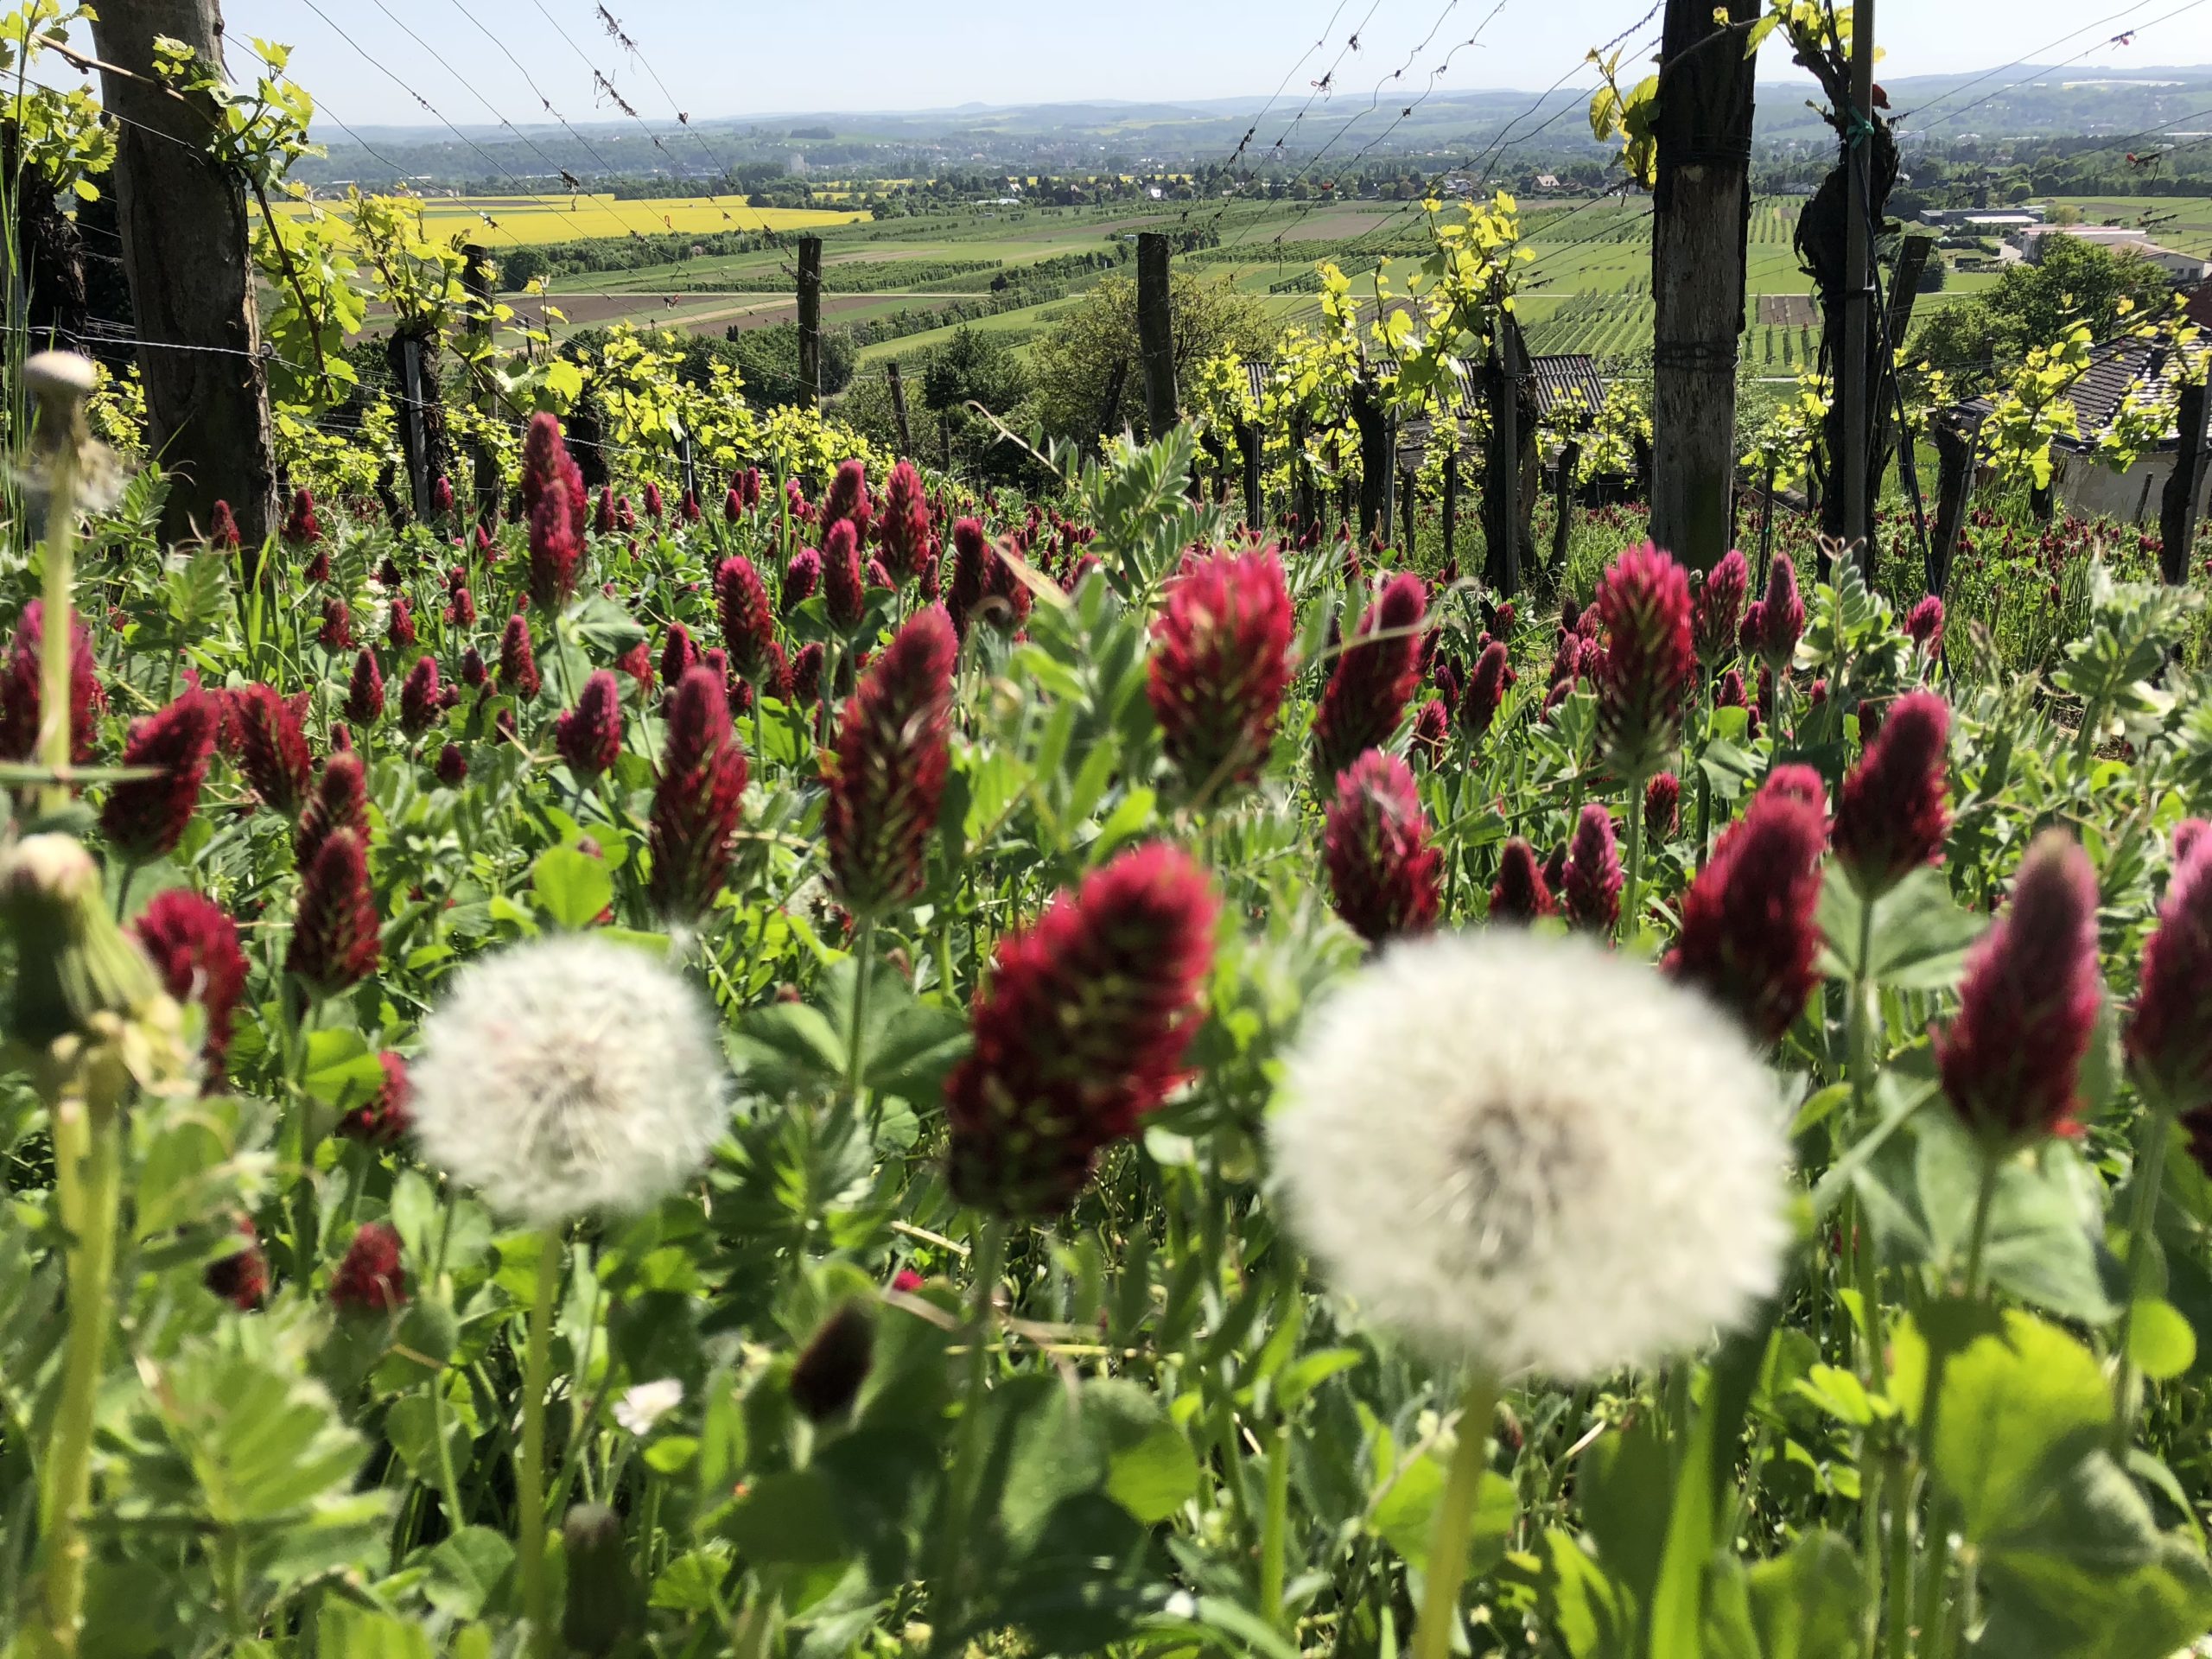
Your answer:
887;359;913;455
397;334;433;522
796;236;823;409
90;0;278;545
1650;0;1760;572
1553;439;1581;575
1135;232;1178;441
2159;376;2209;585
1929;416;1975;596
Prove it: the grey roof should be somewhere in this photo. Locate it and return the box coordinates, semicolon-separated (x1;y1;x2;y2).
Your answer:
1955;335;2209;451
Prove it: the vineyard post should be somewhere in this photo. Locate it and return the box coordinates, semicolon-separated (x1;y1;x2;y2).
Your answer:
1399;463;1415;557
1351;374;1390;538
1840;0;1878;557
1649;0;1761;573
887;359;913;454
88;0;279;547
1442;447;1459;569
461;242;501;521
2158;372;2209;586
1236;417;1262;530
797;236;823;409
1755;457;1777;588
679;431;698;506
1553;438;1580;575
1929;415;1975;597
397;334;434;522
1868;234;1936;493
1136;232;1178;441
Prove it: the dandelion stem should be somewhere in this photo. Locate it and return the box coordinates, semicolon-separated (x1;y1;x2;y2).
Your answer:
35;410;79;818
36;1079;121;1657
1411;1369;1500;1659
1260;1422;1293;1630
1619;768;1647;939
931;1215;1005;1648
2111;1080;2177;1450
518;1225;564;1659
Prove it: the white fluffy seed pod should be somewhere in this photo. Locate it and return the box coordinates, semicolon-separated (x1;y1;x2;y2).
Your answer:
1270;929;1789;1381
409;935;728;1227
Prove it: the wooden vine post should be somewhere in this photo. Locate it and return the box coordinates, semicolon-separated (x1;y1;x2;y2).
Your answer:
796;236;823;409
1649;0;1761;573
1136;232;1179;442
88;0;278;546
2159;372;2209;586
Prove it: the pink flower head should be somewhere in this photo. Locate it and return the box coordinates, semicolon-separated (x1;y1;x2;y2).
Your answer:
1323;750;1441;945
594;485;617;537
682;489;702;525
724;486;744;524
823;458;872;545
741;467;763;510
519;414;566;513
208;499;242;551
647;666;749;920
1906;594;1946;659
433;474;455;517
1936;832;2102;1145
659;621;700;696
792;641;825;707
346;649;385;728
339;1051;414;1145
824;607;957;917
644;480;665;523
435;743;468;785
1562;804;1624;933
1592;543;1695;779
1459;639;1516;741
388;594;416;652
499;614;541;700
1489;836;1555;924
949;517;990;638
946;843;1218;1217
1312;573;1427;780
1834;690;1951;896
232;683;313;816
1644;771;1682;838
1412;697;1449;765
205;1216;267;1309
782;547;822;613
2176;820;2212;867
715;555;777;683
330;1221;407;1313
460;646;487;690
528;485;582;613
883;460;932;582
824;519;867;631
132;888;246;1081
1756;553;1805;672
1665;771;1829;1045
1147;548;1295;798
399;656;444;738
0;600;103;764
287;827;381;996
318;596;353;652
556;670;625;779
296;749;371;873
1694;548;1750;667
2131;836;2212;1109
99;690;219;864
281;486;321;548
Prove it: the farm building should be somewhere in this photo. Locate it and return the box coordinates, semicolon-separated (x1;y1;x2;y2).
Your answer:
1952;334;2212;523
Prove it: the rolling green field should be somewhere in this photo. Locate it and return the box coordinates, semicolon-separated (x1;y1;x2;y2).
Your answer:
535;192;2020;376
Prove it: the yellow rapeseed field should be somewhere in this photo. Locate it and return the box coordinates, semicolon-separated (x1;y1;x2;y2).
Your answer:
280;193;864;247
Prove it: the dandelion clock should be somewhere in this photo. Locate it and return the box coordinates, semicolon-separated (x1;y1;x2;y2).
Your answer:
409;933;728;1649
1270;928;1790;1659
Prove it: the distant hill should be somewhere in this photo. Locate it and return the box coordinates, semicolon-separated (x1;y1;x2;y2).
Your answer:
299;67;2212;189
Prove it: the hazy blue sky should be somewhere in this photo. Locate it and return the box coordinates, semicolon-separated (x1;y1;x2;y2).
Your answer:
207;0;2212;131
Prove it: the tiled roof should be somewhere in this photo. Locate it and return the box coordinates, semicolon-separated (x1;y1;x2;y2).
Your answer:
1955;335;2209;451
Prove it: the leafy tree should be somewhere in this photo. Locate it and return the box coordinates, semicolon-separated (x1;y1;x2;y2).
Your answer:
1913;237;2177;389
1029;271;1275;446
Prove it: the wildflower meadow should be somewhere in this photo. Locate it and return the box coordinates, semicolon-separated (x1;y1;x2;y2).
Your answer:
4;334;2212;1659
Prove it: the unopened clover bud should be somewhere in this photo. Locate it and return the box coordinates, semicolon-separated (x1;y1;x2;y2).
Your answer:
1;834;162;1048
788;1301;876;1423
561;1503;639;1656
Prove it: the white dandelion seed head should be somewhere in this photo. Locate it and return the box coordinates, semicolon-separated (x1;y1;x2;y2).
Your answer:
613;1377;685;1436
410;935;729;1227
1269;929;1790;1382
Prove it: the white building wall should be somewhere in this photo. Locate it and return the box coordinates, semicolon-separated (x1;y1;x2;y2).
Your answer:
2055;449;2212;524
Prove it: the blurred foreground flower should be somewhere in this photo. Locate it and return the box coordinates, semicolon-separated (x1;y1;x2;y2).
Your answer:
410;935;728;1225
1271;930;1786;1376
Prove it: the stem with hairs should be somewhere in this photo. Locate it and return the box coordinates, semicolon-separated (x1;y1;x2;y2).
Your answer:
1411;1370;1502;1659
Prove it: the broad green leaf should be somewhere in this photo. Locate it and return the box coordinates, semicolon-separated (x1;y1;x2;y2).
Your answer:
531;843;613;930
